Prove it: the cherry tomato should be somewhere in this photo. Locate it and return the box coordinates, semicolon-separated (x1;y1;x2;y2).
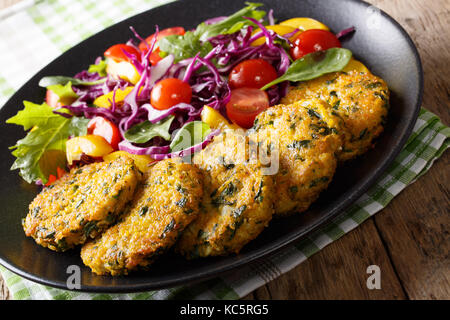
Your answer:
104;44;141;63
226;88;269;128
87;117;121;150
229;59;278;89
290;29;341;60
138;27;185;65
150;78;192;110
46;89;61;109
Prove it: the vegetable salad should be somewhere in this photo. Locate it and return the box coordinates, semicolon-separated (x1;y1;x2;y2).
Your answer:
6;2;362;185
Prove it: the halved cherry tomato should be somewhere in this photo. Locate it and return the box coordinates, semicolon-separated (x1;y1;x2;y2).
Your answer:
229;59;278;90
46;89;61;109
138;27;185;65
150;78;192;110
226;88;269;129
87;117;121;150
104;44;141;63
290;29;341;60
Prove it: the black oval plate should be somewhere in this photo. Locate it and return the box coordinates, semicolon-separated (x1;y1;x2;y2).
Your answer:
0;0;422;293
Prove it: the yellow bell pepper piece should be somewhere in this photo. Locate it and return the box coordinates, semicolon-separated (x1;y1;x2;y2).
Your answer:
279;17;330;31
103;151;154;173
342;58;370;74
66;135;113;164
106;58;140;84
93;86;135;109
251;25;301;46
201;105;240;130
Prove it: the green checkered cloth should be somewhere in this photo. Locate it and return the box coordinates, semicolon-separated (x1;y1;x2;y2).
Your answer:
0;0;448;300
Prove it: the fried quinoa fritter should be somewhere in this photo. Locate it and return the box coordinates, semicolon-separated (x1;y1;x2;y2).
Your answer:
23;157;141;251
176;130;275;259
81;158;204;275
282;71;389;161
248;99;343;216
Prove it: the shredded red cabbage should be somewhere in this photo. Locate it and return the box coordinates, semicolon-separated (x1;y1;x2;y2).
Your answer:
52;12;293;159
336;26;356;39
144;102;201;123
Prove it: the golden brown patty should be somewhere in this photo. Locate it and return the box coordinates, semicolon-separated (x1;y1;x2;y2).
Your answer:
23;157;141;251
177;130;275;259
281;71;389;161
248;99;343;216
81;158;204;275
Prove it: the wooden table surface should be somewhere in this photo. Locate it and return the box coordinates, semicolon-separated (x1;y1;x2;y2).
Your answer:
0;0;448;300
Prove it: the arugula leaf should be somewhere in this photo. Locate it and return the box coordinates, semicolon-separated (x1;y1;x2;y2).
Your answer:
197;2;265;41
159;2;266;62
261;48;353;90
6;101;66;131
88;59;107;77
7;101;89;183
170;121;211;152
39;75;106;87
124;116;175;144
159;31;213;62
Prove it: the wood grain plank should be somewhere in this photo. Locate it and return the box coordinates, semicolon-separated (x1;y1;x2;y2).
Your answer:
373;155;450;299
245;220;407;300
369;0;450;122
367;0;450;300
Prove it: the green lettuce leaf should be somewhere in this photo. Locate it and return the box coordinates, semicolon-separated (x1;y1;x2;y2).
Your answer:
7;101;89;183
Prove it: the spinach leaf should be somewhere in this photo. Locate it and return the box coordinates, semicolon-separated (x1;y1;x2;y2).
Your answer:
39;75;106;87
124;116;175;144
88;59;107;77
261;48;352;90
170;121;211;152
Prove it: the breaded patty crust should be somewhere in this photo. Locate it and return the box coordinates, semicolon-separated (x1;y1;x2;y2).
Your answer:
23;157;141;251
81;158;204;275
248;99;343;216
177;130;275;259
282;71;389;161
